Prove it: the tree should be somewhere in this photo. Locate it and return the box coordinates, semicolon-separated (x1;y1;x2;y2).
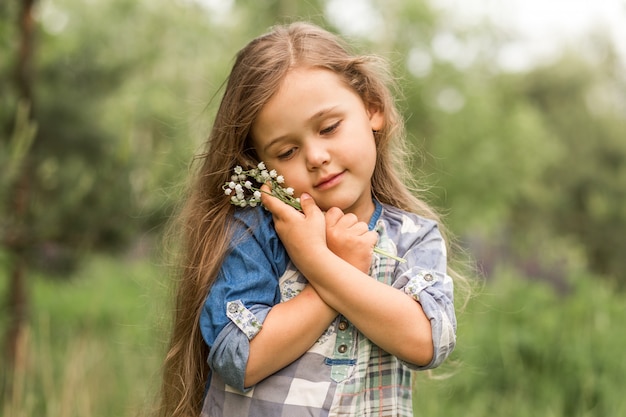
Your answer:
511;49;626;286
1;0;37;378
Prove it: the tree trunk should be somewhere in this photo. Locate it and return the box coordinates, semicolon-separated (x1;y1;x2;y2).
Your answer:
4;0;37;371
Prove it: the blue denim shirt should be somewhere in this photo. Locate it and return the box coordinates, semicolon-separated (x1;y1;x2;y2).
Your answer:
200;201;456;393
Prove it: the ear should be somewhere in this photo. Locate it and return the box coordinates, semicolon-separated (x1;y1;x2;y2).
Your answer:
368;107;384;131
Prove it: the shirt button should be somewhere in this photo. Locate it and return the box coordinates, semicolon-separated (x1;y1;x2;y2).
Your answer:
424;273;433;282
337;344;348;353
228;303;240;314
338;321;348;331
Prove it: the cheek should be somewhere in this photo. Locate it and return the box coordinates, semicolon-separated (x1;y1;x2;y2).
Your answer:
270;164;305;190
358;140;378;179
288;171;309;192
352;135;377;164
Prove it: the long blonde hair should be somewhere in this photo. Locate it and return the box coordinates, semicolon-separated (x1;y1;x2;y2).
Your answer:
157;21;459;417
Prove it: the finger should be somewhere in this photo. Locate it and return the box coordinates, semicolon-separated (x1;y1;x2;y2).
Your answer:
324;207;344;227
260;183;272;195
259;183;290;219
366;230;379;246
299;193;323;218
347;221;370;235
334;212;359;229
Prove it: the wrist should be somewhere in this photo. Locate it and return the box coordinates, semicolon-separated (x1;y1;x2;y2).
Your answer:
300;284;337;316
291;245;334;276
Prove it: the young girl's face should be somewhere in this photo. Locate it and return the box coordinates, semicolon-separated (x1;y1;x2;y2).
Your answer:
251;67;384;222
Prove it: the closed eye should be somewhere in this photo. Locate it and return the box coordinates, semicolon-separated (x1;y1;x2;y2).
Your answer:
320;121;340;135
277;147;297;160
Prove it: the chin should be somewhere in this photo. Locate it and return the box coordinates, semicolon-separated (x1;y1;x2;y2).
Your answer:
323;201;355;214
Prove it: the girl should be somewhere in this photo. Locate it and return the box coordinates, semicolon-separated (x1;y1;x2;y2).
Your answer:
158;22;458;417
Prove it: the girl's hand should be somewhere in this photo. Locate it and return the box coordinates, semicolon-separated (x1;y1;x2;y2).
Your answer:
260;184;376;273
324;207;378;273
260;184;327;262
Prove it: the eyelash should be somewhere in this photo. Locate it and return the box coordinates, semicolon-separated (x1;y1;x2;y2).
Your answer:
320;121;340;135
277;148;296;160
275;121;341;160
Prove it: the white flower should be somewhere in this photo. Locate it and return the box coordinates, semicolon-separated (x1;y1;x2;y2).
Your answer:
223;163;302;211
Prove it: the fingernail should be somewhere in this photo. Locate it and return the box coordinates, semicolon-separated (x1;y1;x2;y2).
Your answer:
300;193;311;201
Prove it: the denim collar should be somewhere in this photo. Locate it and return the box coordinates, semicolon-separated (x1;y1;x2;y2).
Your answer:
367;199;382;231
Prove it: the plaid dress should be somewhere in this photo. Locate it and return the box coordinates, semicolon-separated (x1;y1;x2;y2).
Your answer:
200;202;456;417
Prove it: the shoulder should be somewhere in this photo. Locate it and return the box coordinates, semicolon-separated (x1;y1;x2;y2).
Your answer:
231;206;276;240
230;206;287;261
376;203;443;257
378;203;439;238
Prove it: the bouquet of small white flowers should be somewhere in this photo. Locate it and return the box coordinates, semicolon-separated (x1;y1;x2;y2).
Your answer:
223;162;405;263
222;162;301;210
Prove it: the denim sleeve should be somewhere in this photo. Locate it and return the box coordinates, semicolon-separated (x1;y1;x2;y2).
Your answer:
391;219;456;370
200;208;289;391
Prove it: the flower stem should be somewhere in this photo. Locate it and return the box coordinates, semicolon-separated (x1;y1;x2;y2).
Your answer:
257;187;302;210
373;247;406;263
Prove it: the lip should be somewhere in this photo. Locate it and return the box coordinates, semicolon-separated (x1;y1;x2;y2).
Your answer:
314;171;345;190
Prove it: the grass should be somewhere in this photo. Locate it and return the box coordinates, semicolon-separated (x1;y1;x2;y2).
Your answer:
1;253;170;417
2;254;625;416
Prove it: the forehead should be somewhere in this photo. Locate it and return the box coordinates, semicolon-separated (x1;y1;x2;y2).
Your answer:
253;67;363;133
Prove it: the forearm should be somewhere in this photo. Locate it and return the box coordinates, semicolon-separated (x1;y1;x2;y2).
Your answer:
258;192;435;366
244;285;337;387
297;246;434;366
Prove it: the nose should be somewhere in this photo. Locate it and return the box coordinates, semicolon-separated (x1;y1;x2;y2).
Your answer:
305;141;330;170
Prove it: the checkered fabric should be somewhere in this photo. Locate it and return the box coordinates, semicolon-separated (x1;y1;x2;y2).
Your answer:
201;204;456;417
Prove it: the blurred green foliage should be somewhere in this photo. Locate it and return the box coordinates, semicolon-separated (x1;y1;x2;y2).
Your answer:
1;0;625;284
0;253;167;416
414;266;626;416
1;253;624;416
1;0;626;414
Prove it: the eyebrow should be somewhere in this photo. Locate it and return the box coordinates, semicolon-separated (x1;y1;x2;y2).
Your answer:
308;105;339;123
261;105;340;154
